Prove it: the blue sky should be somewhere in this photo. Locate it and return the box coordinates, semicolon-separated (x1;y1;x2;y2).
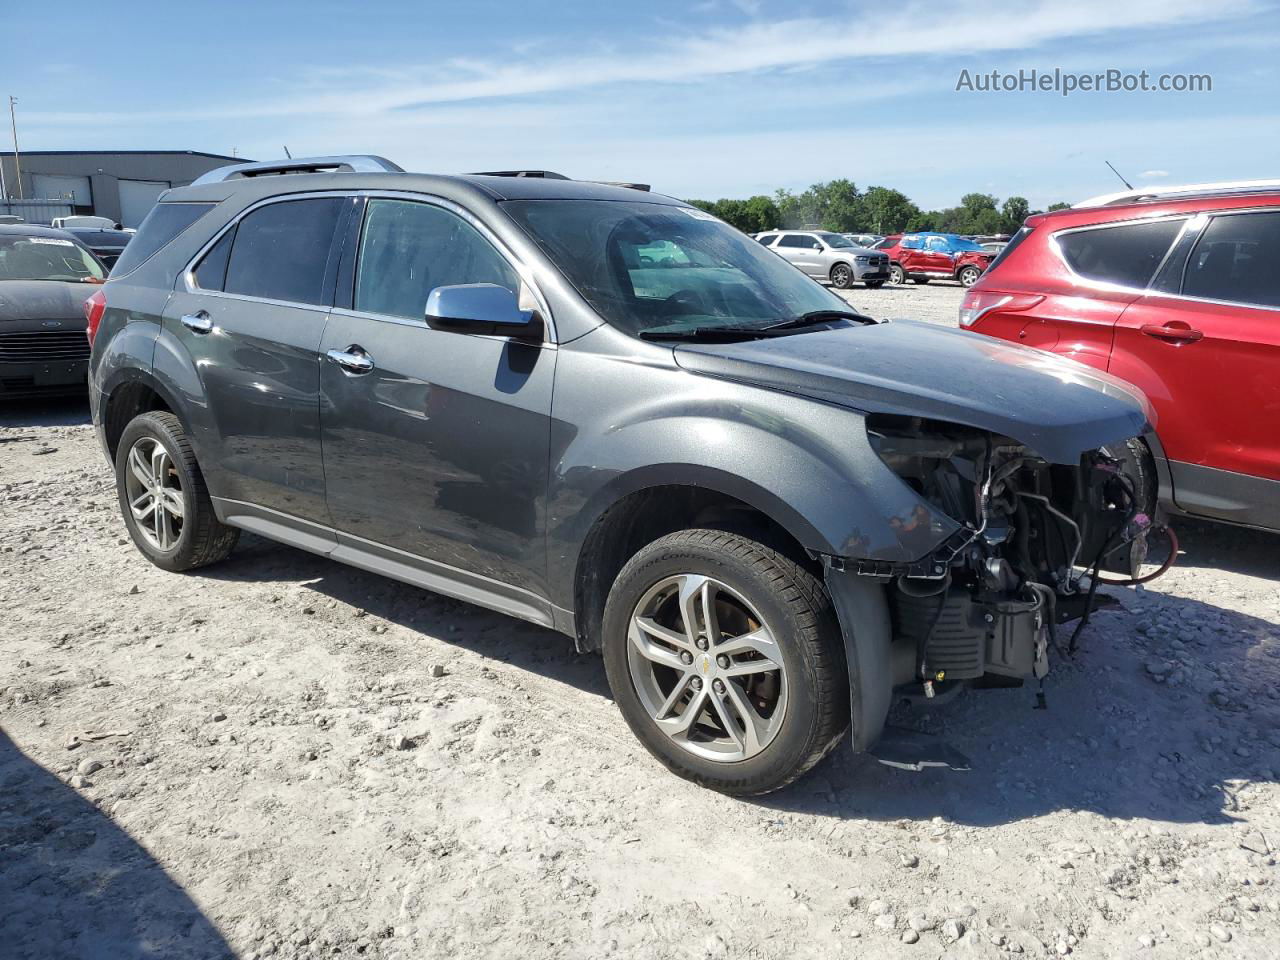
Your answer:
5;0;1279;210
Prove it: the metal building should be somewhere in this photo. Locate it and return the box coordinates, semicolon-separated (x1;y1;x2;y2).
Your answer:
0;150;243;227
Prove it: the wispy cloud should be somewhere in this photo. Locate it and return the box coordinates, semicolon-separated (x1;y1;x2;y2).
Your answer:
1140;169;1171;178
22;0;1259;126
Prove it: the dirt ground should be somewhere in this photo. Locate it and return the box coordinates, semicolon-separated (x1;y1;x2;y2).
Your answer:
2;281;1278;959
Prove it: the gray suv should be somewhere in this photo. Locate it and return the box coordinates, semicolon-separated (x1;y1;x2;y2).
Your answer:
89;156;1157;795
755;230;890;289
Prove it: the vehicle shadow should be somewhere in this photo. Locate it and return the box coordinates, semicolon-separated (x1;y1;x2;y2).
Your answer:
200;533;610;699
760;584;1280;828
0;395;91;428
0;727;235;959
202;534;1278;830
1167;517;1280;581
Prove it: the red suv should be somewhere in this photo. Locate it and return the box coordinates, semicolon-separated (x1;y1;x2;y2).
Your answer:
877;233;995;287
960;181;1280;534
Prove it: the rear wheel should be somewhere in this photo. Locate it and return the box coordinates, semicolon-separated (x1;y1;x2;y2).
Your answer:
888;264;906;285
829;263;854;289
115;411;238;572
602;529;848;795
957;265;981;287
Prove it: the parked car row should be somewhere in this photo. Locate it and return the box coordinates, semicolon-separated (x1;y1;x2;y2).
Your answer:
753;229;996;288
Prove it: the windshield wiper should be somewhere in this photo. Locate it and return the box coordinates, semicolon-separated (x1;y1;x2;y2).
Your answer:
639;326;789;342
762;309;875;330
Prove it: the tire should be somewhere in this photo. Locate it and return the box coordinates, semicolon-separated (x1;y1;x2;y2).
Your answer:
911;277;931;285
888;264;906;285
115;410;239;572
602;529;848;796
864;280;885;290
1100;436;1158;520
829;262;854;289
957;265;981;287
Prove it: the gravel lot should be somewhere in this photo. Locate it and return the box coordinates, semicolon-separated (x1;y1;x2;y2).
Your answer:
2;281;1279;960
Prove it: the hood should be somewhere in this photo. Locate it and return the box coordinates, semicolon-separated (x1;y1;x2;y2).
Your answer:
672;321;1152;464
0;280;92;331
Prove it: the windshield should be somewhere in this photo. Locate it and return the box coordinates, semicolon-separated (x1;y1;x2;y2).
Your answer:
503;200;854;337
818;232;854;248
0;235;105;282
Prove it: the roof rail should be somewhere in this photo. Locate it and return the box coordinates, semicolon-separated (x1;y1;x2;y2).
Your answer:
1075;178;1280;208
467;169;571;180
190;155;404;186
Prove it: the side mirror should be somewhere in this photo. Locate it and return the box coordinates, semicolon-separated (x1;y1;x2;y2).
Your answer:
812;243;823;250
424;283;543;340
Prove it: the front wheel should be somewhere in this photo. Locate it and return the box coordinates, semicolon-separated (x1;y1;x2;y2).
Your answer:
888;264;906;285
957;265;981;287
602;529;848;795
829;263;854;289
115;410;239;572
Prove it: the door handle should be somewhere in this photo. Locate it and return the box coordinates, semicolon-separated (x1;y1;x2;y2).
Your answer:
180;311;213;334
1140;323;1203;343
326;346;375;374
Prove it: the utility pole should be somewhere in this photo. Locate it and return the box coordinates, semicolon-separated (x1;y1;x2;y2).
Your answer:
8;97;22;200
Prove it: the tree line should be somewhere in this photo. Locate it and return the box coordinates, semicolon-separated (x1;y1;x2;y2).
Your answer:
686;180;1072;237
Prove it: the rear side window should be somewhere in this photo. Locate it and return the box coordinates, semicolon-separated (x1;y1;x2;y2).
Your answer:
984;225;1033;275
1057;219;1182;288
109;202;214;278
223;198;343;306
1182;211;1280;308
353;199;518;321
777;234;810;248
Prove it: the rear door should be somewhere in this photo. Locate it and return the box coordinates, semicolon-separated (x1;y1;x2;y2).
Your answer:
775;233;822;276
1112;209;1280;525
318;196;556;611
162;195;348;529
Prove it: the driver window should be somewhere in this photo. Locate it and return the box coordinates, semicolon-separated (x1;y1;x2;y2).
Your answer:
354;199;521;321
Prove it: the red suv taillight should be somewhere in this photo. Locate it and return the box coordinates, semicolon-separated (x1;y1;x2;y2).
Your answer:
958;290;1043;328
84;288;106;346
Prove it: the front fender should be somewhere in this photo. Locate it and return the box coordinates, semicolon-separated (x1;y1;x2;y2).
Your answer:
545;337;958;608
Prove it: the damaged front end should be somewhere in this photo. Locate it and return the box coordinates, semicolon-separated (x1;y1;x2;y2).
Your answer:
826;413;1163;769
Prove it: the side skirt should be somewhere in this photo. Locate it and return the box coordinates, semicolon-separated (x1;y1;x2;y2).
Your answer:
212;497;572;634
1167;461;1280;533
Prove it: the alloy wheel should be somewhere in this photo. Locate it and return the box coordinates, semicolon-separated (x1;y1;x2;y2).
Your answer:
626;573;787;762
831;264;851;287
123;437;185;551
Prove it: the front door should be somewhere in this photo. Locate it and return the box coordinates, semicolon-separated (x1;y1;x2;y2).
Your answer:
1112;209;1280;526
162;195;347;527
319;197;556;611
775;234;823;276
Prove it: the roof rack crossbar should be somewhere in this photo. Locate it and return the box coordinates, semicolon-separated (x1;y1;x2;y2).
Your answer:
190;155;404;186
1075;178;1280;208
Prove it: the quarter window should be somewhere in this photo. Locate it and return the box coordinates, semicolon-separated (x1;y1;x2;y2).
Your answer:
1182;211;1280;308
111;202;214;278
756;234;778;245
1056;219;1183;289
353;199;519;321
222;198;343;306
193;228;234;291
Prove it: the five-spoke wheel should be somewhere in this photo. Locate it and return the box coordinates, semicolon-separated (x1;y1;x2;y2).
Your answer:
627;573;787;762
123;437;185;551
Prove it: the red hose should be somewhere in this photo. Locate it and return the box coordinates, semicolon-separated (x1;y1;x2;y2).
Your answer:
1094;526;1179;586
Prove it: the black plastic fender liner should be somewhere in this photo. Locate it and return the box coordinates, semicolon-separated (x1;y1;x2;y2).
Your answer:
824;567;893;751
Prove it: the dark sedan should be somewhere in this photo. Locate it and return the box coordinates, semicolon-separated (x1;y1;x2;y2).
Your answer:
0;225;105;398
